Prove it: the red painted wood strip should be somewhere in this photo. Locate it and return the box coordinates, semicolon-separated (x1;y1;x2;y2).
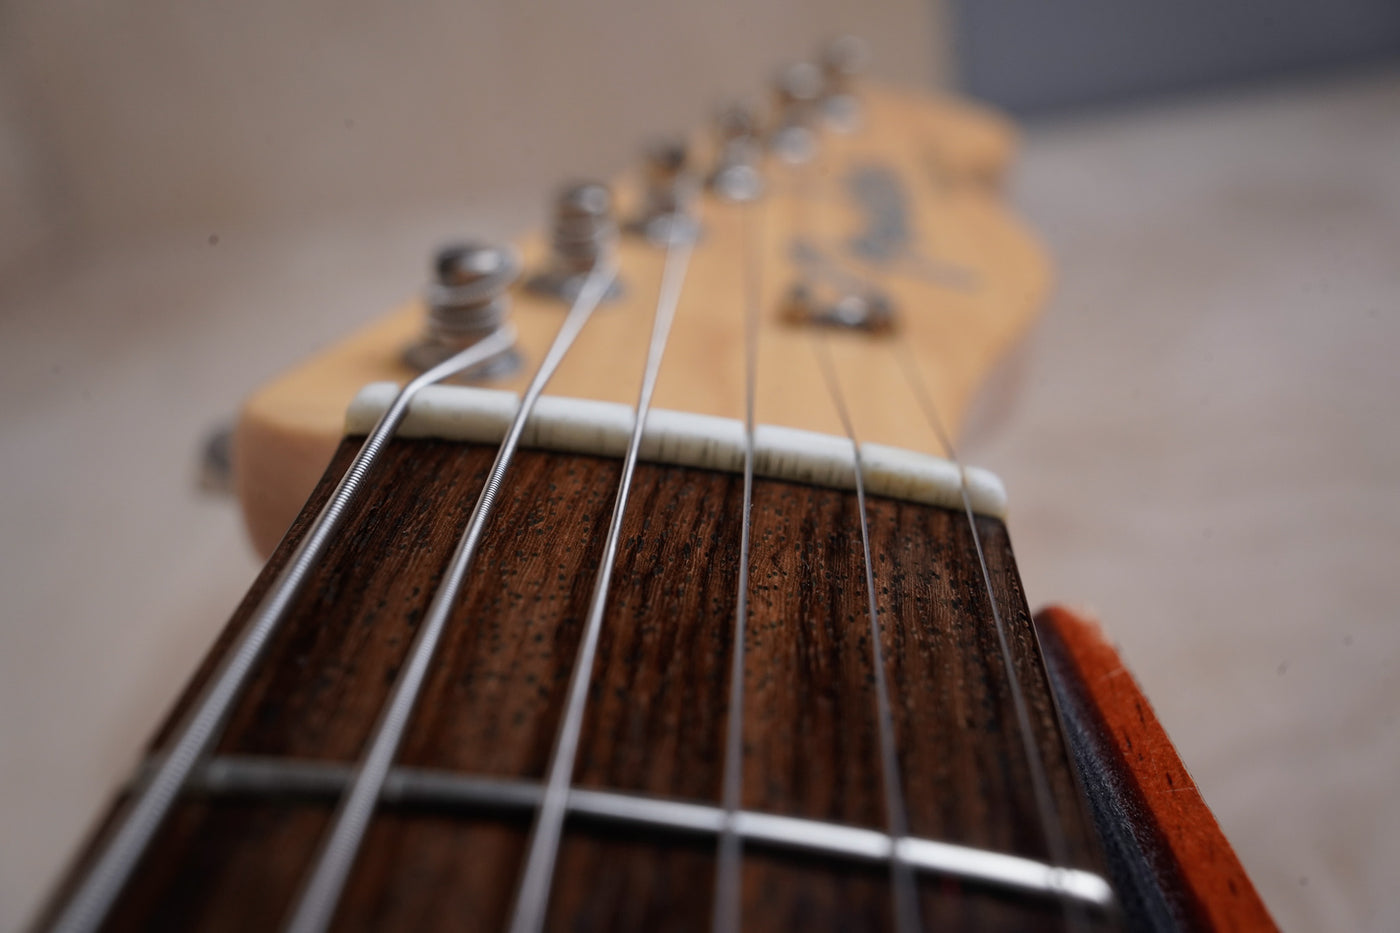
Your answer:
1035;605;1277;932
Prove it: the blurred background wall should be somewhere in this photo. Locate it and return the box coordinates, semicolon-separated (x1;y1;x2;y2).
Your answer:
0;0;946;288
953;0;1400;114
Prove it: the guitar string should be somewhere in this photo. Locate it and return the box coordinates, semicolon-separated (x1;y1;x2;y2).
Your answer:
281;265;618;933
788;129;924;932
69;161;1080;933
47;324;518;933
507;228;697;933
891;341;1087;931
711;196;763;933
812;335;922;933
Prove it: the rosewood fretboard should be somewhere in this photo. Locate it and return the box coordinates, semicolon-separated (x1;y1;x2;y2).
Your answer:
48;438;1121;931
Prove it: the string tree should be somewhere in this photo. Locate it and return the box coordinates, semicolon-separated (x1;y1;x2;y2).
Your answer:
625;138;701;245
403;240;523;377
782;281;896;334
707;102;764;202
769;62;823;163
820;35;869;131
525;180;624;303
782;238;897;334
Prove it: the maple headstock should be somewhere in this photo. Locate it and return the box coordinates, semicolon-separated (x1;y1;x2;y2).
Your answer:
234;74;1048;555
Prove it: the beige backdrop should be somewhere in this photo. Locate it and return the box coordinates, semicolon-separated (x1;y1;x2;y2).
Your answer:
0;0;947;279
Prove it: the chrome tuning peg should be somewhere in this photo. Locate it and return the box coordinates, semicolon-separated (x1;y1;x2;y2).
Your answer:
820;36;869;130
626;139;701;245
770;62;824;163
707;103;764;202
526;181;624;302
404;241;522;376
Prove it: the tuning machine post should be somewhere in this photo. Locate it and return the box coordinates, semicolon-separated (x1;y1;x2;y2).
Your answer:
769;62;824;164
820;36;869;131
526;181;624;302
403;241;523;377
625;139;701;245
707;103;764;202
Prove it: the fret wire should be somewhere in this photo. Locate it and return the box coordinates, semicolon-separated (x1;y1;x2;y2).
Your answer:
892;343;1091;930
712;198;763;933
812;335;922;933
283;266;617;933
149;753;1115;909
508;230;697;933
47;325;518;933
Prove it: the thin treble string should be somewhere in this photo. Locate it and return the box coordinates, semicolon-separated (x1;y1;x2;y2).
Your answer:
508;230;697;933
283;265;617;933
48;324;517;933
812;336;921;933
711;197;763;933
892;342;1085;929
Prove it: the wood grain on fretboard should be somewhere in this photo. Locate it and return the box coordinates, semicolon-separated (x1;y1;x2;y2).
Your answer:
50;439;1119;931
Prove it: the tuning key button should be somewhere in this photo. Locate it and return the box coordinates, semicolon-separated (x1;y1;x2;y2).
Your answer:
526;181;625;302
821;35;869;131
708;103;764;202
626;139;701;245
404;241;523;376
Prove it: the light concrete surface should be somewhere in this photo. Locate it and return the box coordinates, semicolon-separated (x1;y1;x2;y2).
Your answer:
1;67;1397;931
976;67;1400;930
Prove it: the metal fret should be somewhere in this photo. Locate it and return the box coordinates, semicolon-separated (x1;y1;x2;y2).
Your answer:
48;326;518;933
284;266;616;933
509;230;697;933
142;754;1114;910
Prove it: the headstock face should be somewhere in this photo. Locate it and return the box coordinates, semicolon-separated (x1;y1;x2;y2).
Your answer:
234;76;1049;555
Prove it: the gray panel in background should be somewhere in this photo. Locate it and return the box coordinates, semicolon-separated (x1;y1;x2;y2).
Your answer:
951;0;1400;114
